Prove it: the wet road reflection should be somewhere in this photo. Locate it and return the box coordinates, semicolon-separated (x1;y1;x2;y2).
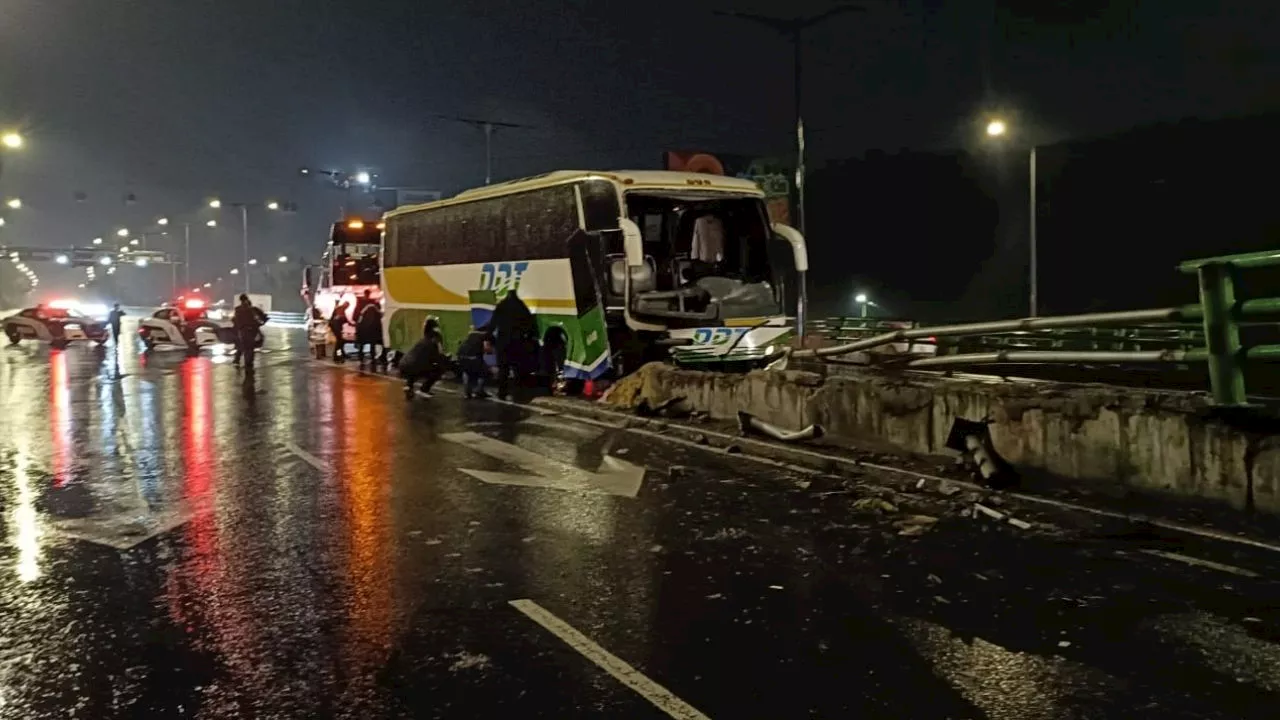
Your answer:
0;326;1278;717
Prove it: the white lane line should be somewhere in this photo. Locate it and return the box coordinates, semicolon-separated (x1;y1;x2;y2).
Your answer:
509;599;711;720
283;441;327;471
1138;549;1260;578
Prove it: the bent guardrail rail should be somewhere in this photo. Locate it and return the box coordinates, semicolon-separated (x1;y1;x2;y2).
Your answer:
788;249;1280;406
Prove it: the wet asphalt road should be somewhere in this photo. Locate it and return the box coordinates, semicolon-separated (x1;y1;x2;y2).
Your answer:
1;323;1279;719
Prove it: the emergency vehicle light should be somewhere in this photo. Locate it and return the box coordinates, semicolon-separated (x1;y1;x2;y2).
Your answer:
49;299;76;310
184;299;206;310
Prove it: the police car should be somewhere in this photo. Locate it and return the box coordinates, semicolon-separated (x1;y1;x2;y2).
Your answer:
137;300;236;352
3;304;110;349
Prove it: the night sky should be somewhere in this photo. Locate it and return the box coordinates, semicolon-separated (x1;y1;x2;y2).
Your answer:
1;0;1275;299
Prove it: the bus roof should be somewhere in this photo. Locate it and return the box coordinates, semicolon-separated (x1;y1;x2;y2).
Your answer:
384;170;765;219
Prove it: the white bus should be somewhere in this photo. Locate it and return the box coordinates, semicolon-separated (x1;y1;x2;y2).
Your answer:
381;170;809;382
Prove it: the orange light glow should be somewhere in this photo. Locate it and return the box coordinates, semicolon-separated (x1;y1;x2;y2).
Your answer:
347;220;365;230
376;222;386;230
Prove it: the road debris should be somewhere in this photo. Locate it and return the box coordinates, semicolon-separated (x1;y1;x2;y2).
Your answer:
852;497;899;514
737;411;825;443
974;503;1006;521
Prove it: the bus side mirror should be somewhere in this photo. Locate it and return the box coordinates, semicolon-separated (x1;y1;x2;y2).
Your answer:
771;223;808;272
619;218;644;267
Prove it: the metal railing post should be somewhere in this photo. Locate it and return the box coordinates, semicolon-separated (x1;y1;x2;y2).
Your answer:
1196;262;1246;405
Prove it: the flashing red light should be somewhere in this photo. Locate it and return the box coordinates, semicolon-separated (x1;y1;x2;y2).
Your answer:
184;299;206;310
49;299;76;310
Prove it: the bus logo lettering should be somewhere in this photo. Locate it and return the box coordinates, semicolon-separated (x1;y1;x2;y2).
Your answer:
478;262;529;298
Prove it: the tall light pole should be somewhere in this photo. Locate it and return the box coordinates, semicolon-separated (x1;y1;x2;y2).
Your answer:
985;118;1038;317
431;114;532;185
716;6;863;237
209;199;285;294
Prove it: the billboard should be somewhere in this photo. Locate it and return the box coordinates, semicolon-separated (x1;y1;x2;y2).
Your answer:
664;151;792;225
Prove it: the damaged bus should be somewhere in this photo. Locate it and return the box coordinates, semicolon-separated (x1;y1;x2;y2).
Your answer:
380;170;809;383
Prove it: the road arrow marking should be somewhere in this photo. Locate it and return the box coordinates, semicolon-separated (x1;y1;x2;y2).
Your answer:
53;503;198;550
440;431;645;498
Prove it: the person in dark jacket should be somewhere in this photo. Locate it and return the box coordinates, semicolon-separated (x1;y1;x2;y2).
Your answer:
400;316;445;398
488;290;537;400
328;302;350;362
107;303;126;344
231;294;267;369
355;301;385;367
456;326;492;399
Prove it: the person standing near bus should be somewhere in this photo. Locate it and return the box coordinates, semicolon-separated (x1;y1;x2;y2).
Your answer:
356;301;385;367
328;301;350;362
489;290;537;400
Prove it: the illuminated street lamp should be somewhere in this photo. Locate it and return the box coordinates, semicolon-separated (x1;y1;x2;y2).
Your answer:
98;256;112;266
277;255;288;263
203;282;212;288
854;292;871;318
266;200;280;211
1;132;23;149
77;283;85;289
6;198;21;210
106;267;115;275
135;257;149;267
116;227;129;237
229;268;239;275
208;199;222;209
0;217;6;227
55;254;69;265
248;258;258;266
984;116;1038;316
92;237;103;245
206;219;217;228
129;238;140;246
157;216;170;226
355;171;372;186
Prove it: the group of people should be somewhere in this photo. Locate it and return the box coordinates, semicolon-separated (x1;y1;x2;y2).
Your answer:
400;290;539;401
324;289;385;366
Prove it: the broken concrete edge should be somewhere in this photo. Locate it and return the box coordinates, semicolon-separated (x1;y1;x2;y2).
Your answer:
530;395;1280;556
594;362;1280;519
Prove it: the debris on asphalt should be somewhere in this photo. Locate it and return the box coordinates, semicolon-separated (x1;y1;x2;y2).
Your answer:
852;497;899;514
1058;640;1072;648
974;503;1006;521
737;410;825;443
894;514;939;536
1008;517;1033;530
926;574;942;585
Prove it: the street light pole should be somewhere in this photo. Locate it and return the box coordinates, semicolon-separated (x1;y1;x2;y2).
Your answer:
1029;146;1038;317
240;204;250;294
432;114;531;185
716;7;863;237
184;222;191;287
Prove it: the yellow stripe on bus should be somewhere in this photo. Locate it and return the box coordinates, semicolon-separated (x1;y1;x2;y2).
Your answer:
384;267;469;305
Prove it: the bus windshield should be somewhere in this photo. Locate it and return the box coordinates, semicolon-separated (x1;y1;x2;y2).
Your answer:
328;220;383;287
623;192;780;318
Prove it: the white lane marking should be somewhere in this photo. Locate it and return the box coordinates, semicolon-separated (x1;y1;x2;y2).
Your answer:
53;504;197;551
1138;549;1260;578
508;599;711;720
441;432;645;497
539;401;1280;556
283;441;327;471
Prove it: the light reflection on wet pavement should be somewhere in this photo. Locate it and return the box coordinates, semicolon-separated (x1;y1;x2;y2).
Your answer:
0;325;1278;718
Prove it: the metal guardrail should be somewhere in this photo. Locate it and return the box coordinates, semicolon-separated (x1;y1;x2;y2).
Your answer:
792;248;1280;406
267;311;307;326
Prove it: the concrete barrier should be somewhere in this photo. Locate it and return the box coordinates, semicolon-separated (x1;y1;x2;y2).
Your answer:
609;363;1280;515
